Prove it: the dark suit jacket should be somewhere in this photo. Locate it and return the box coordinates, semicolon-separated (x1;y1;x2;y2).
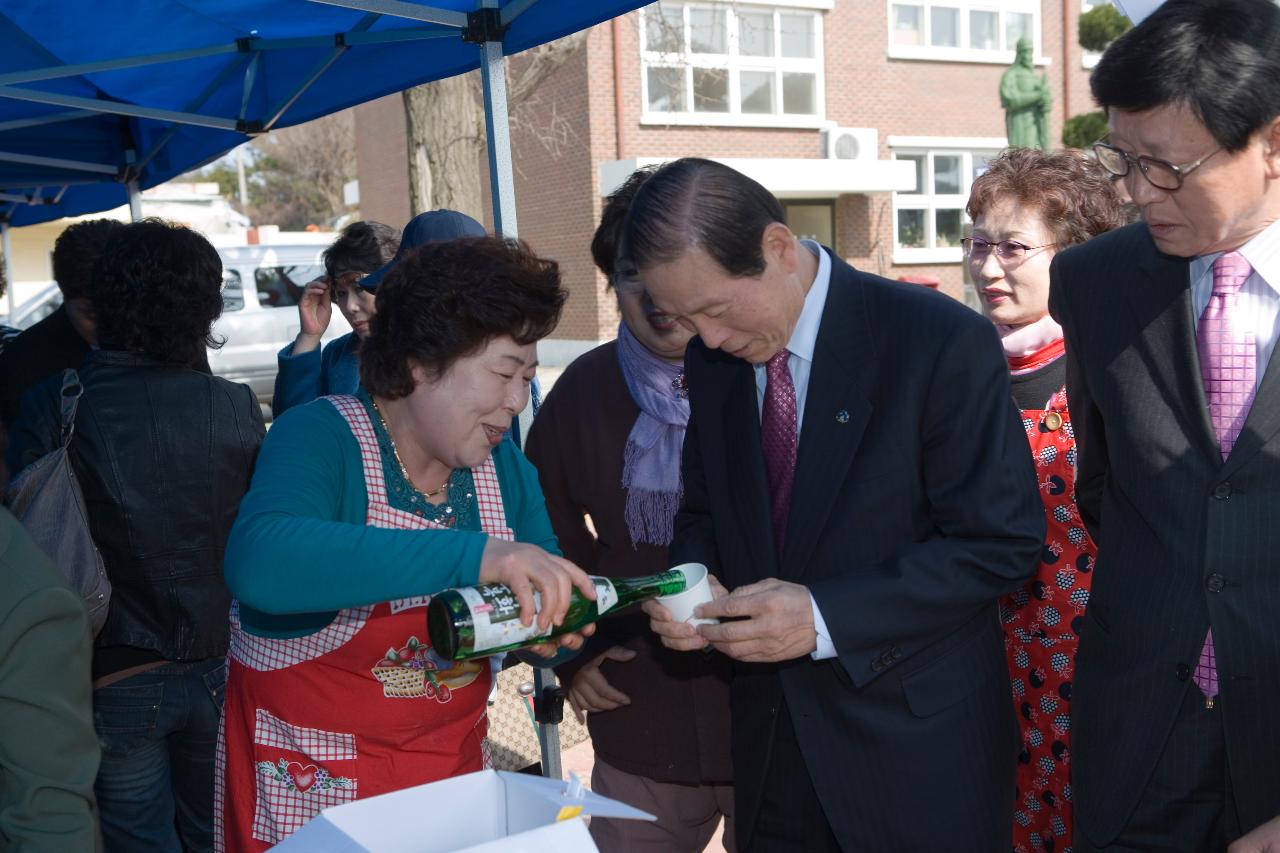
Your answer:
0;304;88;428
1050;222;1280;843
672;250;1044;850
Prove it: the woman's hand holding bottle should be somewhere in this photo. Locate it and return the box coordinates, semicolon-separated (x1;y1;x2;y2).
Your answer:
478;539;596;633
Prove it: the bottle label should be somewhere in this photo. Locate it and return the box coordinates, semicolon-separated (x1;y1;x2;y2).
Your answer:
460;578;619;654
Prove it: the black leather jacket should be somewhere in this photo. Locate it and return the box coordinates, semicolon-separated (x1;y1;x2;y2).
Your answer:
7;350;265;660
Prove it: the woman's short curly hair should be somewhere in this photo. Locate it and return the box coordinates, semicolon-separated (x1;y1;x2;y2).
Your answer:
360;236;567;399
966;148;1129;248
91;218;224;368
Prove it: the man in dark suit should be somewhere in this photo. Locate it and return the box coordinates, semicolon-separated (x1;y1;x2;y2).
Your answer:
633;158;1044;850
1048;1;1280;849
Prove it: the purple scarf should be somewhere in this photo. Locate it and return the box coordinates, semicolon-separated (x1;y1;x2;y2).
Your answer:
616;323;689;547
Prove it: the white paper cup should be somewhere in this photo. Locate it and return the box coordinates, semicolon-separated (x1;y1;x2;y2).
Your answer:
658;563;719;626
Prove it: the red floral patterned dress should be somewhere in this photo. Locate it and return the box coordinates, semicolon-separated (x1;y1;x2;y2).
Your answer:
1001;384;1096;853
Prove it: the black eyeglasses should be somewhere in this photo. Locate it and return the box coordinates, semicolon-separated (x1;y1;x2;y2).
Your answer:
961;236;1056;261
1092;141;1223;191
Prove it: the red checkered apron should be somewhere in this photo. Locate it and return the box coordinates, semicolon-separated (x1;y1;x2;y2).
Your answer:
214;395;513;851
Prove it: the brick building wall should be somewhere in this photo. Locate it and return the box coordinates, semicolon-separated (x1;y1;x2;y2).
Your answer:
355;0;1103;354
353;94;412;230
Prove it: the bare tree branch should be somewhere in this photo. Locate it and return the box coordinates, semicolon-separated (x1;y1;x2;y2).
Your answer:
400;32;588;219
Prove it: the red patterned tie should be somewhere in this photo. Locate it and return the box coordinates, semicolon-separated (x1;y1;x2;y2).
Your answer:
761;349;798;558
1193;251;1255;705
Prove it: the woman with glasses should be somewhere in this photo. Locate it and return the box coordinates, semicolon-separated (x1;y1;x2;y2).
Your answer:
272;212;490;419
964;147;1128;853
272;220;401;418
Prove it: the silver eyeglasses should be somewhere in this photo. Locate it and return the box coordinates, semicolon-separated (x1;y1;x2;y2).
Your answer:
961;237;1056;262
1092;141;1223;191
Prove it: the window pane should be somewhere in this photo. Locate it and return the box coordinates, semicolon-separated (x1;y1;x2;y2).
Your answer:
898;209;926;249
689;8;727;54
897;154;925;194
780;14;815;58
893;4;923;45
692;68;730;112
930;6;959;47
782;72;816;114
740;70;775;114
255;265;322;309
647;66;686;112
645;5;684;54
739;11;774;57
933;154;962;194
1005;12;1033;49
936;209;963;248
222;269;244;312
970;10;998;50
785;202;834;245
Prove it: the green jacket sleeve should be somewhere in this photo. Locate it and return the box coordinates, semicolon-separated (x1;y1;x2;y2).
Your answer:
0;518;100;853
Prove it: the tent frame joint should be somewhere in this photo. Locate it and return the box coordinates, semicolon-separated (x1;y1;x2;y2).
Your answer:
462;7;506;45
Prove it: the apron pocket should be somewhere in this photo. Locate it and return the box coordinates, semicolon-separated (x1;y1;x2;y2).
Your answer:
250;708;359;845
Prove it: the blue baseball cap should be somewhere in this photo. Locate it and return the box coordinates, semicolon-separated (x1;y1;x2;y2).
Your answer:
359;209;486;292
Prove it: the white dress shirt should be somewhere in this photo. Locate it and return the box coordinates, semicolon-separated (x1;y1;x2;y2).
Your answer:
1189;218;1280;387
751;241;838;660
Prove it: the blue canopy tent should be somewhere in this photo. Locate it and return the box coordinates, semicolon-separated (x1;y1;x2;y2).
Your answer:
0;0;653;776
0;0;648;307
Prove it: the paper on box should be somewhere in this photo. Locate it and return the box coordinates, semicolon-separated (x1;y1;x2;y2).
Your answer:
271;769;654;852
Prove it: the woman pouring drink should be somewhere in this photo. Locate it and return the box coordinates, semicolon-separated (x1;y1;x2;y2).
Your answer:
215;236;594;850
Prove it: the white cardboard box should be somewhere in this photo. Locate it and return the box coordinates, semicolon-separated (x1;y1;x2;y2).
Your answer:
271;769;655;852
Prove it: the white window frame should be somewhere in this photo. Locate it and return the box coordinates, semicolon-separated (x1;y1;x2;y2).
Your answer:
890;140;1003;264
640;1;828;129
885;0;1049;66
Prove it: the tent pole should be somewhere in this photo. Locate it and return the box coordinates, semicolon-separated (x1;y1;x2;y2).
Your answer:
479;0;516;238
127;181;142;222
2;220;14;319
473;0;561;779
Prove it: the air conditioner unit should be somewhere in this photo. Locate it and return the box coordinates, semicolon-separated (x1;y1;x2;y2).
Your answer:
822;127;878;161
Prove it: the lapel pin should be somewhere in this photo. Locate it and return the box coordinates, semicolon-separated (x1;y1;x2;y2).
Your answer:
835;410;850;424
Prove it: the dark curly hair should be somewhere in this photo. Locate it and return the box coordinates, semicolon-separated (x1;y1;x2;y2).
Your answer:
91;219;225;368
323;220;400;279
966;148;1129;249
592;166;658;283
360;236;566;399
53;218;126;300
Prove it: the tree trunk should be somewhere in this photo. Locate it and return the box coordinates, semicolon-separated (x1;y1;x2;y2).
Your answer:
400;33;587;225
402;72;486;221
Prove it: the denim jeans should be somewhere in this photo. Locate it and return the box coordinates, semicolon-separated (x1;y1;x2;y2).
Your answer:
92;658;226;853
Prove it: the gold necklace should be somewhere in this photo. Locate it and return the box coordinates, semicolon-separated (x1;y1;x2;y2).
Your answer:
369;398;450;497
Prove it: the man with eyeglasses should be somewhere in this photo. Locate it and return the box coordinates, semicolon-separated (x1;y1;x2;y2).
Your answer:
1047;1;1280;850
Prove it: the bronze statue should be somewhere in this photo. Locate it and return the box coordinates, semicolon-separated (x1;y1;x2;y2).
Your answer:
1000;38;1051;151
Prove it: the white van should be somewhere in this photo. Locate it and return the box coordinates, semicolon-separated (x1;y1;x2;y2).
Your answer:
211;244;352;412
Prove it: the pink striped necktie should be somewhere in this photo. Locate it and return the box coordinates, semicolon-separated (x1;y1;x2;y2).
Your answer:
1193;250;1255;705
761;349;797;558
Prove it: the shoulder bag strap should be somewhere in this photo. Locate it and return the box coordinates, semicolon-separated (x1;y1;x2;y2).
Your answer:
58;368;84;448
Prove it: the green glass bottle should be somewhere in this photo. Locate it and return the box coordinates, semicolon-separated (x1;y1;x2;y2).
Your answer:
427;571;687;661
